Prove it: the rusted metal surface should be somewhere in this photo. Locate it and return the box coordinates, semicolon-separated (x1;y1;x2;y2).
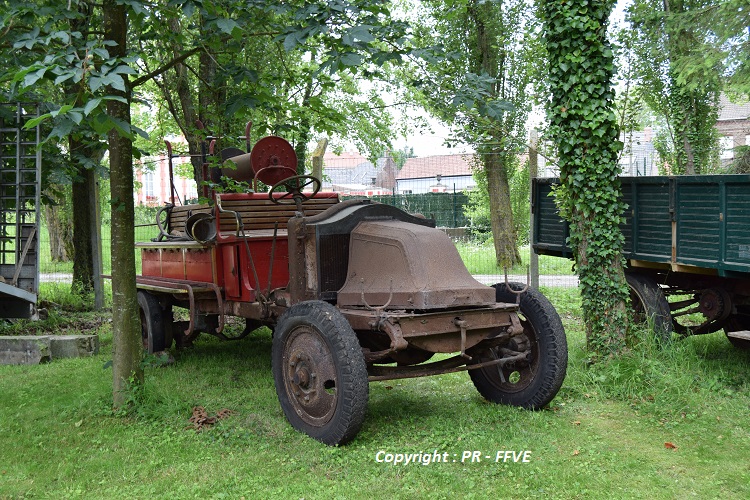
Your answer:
251;136;298;186
136;276;224;337
367;350;529;382
280;323;338;426
337;220;495;309
340;303;520;353
139;243;217;284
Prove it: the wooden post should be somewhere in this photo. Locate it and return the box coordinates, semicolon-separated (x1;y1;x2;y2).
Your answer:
311;138;328;180
529;129;539;290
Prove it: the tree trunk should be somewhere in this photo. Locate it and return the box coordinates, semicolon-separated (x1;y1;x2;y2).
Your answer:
104;0;142;408
484;152;521;268
42;191;72;262
70;136;99;293
162;17;205;188
66;0;99;295
294;80;315;175
467;2;521;269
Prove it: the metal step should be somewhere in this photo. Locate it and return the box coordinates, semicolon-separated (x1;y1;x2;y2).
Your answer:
726;330;750;341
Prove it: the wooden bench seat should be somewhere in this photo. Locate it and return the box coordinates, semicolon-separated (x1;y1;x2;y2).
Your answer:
165;194;339;238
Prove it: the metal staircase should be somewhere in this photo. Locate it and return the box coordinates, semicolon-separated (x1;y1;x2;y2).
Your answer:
0;102;41;319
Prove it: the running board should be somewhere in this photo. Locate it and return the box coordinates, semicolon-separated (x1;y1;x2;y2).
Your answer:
726;330;750;341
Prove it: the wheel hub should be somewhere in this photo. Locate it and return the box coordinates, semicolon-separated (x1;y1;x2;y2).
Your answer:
283;327;337;425
698;288;732;321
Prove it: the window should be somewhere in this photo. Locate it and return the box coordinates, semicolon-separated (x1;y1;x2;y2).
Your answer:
720;136;734;160
143;171;155;199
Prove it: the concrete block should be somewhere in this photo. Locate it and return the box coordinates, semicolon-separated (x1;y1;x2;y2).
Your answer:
0;336;51;365
49;335;99;359
0;335;99;364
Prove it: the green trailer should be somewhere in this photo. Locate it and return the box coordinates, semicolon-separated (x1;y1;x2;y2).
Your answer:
532;174;750;349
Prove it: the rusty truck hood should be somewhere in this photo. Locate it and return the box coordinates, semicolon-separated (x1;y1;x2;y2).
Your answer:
337;220;496;310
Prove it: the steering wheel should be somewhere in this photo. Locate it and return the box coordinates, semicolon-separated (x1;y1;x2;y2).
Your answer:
269;175;322;205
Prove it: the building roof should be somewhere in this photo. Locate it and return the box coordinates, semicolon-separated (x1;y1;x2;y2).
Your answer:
718;94;750;121
396;154;476;180
322;151;369;169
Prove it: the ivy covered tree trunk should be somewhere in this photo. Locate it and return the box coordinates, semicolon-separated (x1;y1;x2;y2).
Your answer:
541;0;630;356
104;0;143;408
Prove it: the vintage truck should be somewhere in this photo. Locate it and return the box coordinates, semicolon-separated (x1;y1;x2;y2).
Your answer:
135;133;568;445
532;174;750;349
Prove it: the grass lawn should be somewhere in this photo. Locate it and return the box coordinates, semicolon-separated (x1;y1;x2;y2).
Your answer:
1;288;749;499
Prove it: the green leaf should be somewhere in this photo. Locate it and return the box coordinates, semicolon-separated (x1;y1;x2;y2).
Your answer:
340;53;363;66
50;105;73;118
84;98;102;116
89;76;103;92
112;64;136;75
283;32;299;52
216;18;238;35
22;113;52;130
23;68;47;87
67;111;83;125
349;26;375;43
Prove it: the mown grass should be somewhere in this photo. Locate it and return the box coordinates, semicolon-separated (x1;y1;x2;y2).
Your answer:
455;241;574;277
1;287;749;499
38;224;155;277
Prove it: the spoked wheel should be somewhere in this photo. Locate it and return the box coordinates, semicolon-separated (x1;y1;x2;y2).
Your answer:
469;282;567;409
137;290;172;354
269;175;321;205
625;273;673;341
272;301;368;445
664;286;732;336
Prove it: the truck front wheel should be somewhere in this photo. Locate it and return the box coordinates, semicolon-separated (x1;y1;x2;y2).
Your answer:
272;301;369;445
469;282;567;410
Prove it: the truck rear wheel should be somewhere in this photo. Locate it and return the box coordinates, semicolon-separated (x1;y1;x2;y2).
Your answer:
137;290;171;354
625;273;673;342
272;301;369;445
469;282;567;409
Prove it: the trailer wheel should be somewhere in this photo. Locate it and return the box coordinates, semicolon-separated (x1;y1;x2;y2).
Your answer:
137;290;170;354
469;282;567;409
625;273;673;342
272;301;368;445
725;309;750;350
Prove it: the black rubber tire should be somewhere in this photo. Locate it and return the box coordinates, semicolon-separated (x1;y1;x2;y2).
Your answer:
625;273;673;342
137;290;169;354
469;282;567;409
272;301;369;445
725;308;750;350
